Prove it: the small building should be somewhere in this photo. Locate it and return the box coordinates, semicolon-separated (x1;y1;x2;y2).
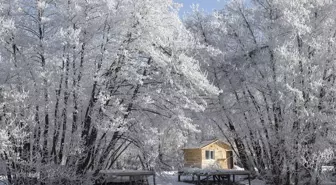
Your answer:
182;139;233;169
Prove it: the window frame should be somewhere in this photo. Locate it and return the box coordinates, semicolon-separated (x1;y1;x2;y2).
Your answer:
205;150;215;160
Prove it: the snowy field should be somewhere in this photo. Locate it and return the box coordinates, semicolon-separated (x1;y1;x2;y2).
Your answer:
148;171;266;185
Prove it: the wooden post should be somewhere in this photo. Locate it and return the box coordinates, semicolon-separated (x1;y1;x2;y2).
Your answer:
129;176;132;185
192;175;194;182
233;174;235;182
197;175;200;185
178;174;181;182
153;173;156;185
248;174;251;185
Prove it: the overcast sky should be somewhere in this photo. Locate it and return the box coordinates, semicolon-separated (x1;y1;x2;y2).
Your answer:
174;0;227;16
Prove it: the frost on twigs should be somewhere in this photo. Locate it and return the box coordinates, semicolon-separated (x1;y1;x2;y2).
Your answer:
0;0;219;183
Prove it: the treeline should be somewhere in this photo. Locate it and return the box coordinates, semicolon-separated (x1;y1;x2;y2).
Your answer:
0;0;218;184
185;0;336;184
1;0;335;185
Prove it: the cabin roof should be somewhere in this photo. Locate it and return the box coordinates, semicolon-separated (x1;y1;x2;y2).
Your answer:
182;139;230;150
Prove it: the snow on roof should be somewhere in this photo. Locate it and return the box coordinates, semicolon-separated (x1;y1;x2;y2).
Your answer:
182;139;229;149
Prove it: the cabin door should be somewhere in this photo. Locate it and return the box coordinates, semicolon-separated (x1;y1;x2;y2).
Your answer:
226;151;233;169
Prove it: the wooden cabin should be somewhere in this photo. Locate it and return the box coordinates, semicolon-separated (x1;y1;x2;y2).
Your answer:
182;139;233;169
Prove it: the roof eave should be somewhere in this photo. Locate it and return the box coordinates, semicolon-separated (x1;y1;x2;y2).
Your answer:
199;139;219;149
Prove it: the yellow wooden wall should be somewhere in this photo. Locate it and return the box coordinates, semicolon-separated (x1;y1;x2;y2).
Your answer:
183;141;232;169
183;149;202;168
201;142;229;169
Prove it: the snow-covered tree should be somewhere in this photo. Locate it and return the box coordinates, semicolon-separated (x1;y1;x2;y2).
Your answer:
185;0;336;184
0;0;219;184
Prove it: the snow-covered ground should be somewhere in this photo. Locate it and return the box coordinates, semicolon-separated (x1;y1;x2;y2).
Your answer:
322;182;336;185
148;171;266;185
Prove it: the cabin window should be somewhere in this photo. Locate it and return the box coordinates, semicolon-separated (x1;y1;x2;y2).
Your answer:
205;150;215;159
